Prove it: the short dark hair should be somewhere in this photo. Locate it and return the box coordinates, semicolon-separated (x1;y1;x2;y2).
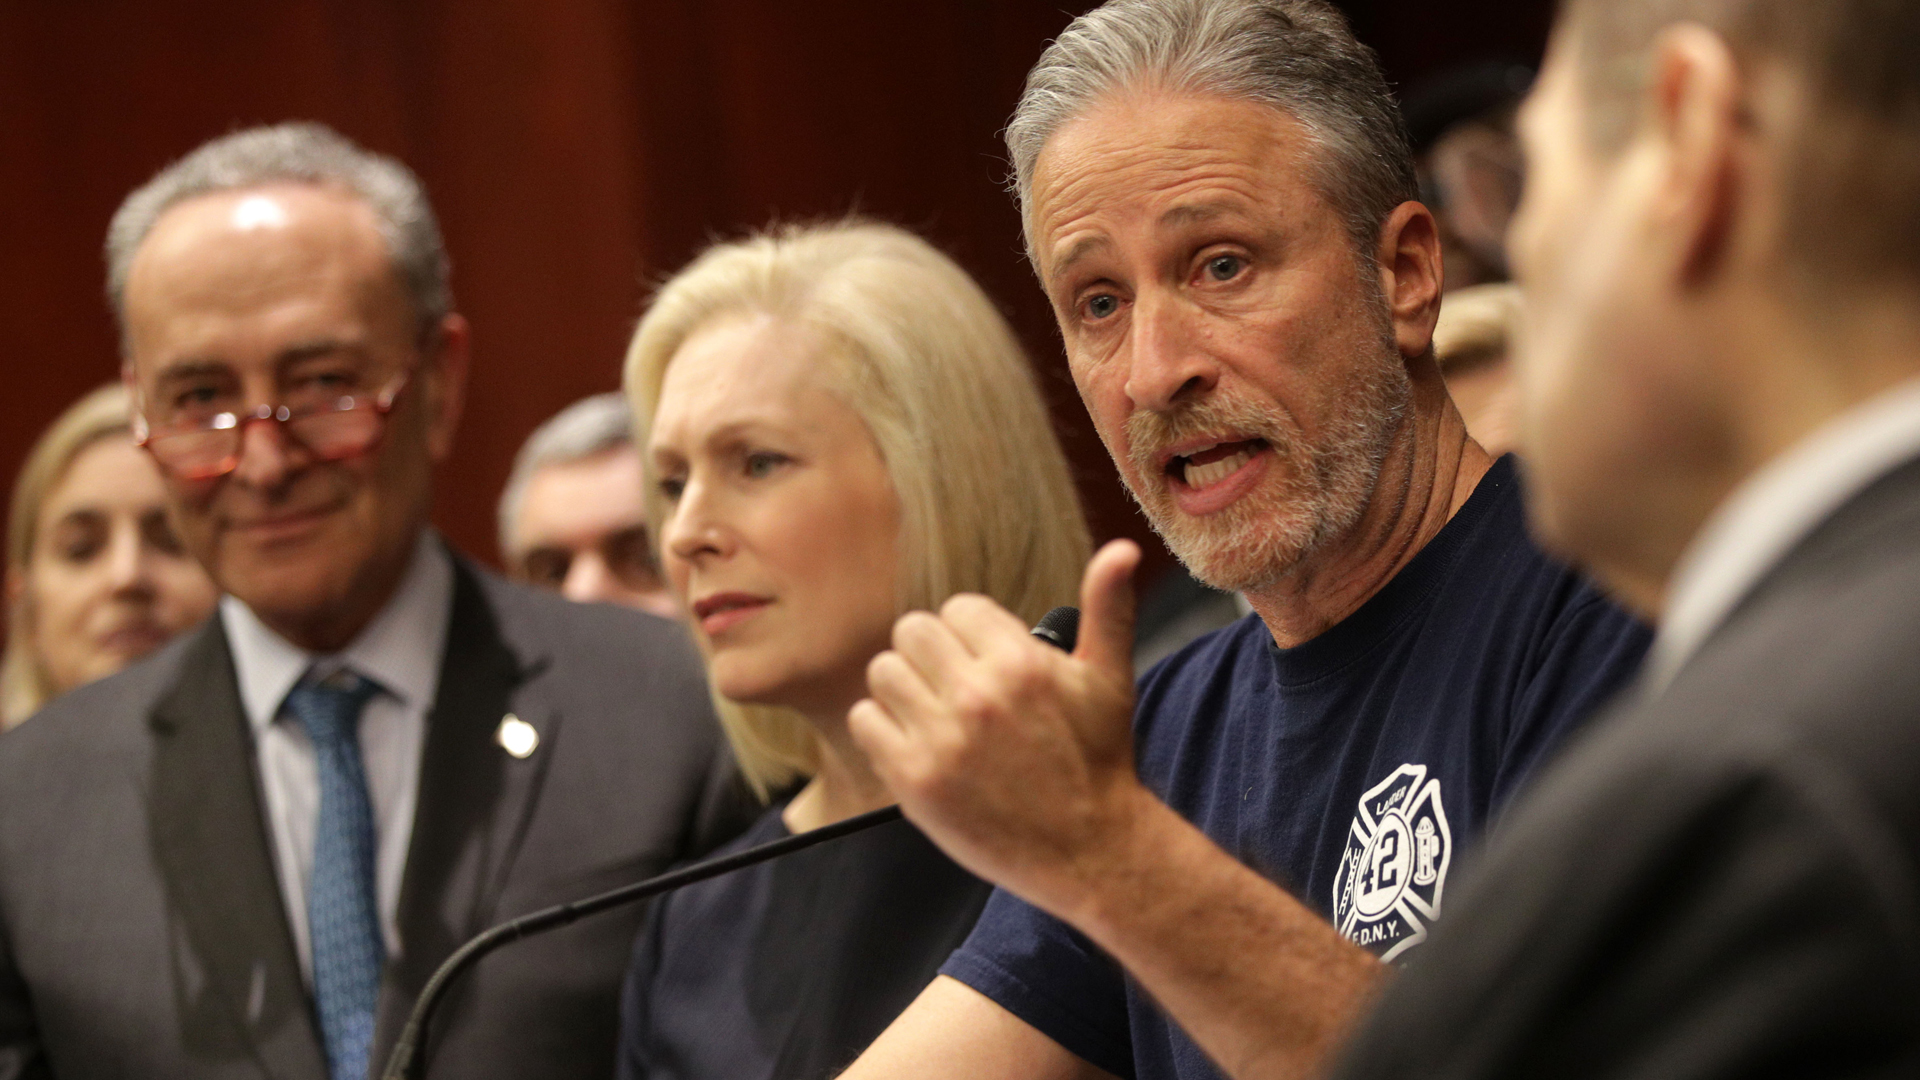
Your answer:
1562;0;1920;289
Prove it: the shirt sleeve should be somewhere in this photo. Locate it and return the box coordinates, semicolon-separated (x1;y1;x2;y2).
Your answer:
938;887;1137;1079
1330;746;1918;1080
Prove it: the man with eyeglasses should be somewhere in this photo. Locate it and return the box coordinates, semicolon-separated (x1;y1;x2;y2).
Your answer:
0;123;748;1080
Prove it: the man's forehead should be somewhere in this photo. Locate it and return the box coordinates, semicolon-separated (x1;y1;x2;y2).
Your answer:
129;185;385;300
1030;92;1321;272
123;183;404;360
139;182;383;260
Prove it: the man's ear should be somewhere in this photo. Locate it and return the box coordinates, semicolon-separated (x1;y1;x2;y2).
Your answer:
1374;200;1445;359
1646;24;1747;289
422;313;470;463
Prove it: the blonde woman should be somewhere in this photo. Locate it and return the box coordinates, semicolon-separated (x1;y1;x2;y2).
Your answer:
618;220;1090;1080
2;384;218;726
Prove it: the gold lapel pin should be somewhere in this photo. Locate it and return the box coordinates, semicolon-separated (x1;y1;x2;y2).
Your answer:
496;714;539;759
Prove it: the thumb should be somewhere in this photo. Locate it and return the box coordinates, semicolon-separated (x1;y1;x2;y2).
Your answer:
1074;538;1142;678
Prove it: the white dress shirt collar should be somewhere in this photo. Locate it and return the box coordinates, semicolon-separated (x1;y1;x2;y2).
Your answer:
1649;375;1920;694
222;530;455;724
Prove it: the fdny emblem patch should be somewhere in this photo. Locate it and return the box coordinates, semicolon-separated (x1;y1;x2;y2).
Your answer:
1331;763;1452;963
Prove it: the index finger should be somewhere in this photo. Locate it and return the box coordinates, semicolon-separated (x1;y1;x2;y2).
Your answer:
936;593;1033;658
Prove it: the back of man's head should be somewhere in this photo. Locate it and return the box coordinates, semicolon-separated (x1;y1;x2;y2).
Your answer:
1005;0;1417;262
107;122;451;345
1562;0;1920;294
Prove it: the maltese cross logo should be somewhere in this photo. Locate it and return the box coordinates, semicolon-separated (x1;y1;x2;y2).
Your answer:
1331;763;1452;963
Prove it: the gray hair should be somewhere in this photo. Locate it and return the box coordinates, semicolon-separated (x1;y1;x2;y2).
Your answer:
497;392;635;558
1005;0;1417;261
106;122;451;345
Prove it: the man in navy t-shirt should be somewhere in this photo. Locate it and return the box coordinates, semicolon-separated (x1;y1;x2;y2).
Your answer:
935;457;1645;1079
839;3;1650;1079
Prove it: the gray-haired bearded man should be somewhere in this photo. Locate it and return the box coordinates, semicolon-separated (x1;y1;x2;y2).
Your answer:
839;2;1651;1080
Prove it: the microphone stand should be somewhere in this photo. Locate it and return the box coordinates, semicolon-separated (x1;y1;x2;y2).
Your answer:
379;605;1080;1080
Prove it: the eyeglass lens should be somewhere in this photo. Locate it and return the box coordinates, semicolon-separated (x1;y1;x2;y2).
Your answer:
147;408;385;479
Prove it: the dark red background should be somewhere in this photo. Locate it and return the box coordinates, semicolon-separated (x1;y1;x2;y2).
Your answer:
0;0;1553;573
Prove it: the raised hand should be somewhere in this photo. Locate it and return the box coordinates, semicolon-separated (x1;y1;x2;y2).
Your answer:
849;539;1152;918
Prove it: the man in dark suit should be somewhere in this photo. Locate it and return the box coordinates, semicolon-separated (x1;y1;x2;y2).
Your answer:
1332;1;1920;1076
0;123;745;1080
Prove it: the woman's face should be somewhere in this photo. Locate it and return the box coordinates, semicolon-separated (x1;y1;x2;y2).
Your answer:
17;436;220;697
649;314;903;719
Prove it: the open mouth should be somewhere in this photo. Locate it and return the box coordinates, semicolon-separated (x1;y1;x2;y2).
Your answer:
1167;438;1270;491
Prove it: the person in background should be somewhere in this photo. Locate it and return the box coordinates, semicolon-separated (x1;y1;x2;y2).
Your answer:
0;122;743;1080
1334;0;1920;1074
837;3;1650;1079
616;220;1090;1080
2;383;217;726
1401;62;1531;293
498;392;676;618
1431;283;1520;457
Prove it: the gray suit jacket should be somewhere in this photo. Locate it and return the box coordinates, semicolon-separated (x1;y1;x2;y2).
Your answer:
1331;456;1920;1078
0;556;749;1080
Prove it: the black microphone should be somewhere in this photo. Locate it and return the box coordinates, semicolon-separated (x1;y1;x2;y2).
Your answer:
380;606;1081;1080
1030;605;1080;651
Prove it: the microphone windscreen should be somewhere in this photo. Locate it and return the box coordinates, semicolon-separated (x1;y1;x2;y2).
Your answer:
1031;606;1081;652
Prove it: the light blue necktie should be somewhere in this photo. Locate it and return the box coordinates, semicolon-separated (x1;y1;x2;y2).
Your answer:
284;671;386;1080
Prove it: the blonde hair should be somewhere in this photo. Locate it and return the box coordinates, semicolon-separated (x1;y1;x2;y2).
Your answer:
2;384;137;725
1432;283;1520;376
625;220;1091;798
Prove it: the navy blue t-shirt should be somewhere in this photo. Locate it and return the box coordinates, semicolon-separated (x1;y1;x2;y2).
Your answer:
939;456;1651;1080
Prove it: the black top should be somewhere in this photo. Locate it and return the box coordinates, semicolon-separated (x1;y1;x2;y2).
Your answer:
942;456;1652;1079
1330;456;1920;1080
617;801;993;1080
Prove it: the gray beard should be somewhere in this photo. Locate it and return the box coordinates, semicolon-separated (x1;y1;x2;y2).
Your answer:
1122;340;1410;594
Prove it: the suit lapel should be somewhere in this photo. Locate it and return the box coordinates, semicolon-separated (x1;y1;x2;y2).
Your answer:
375;563;558;1067
147;620;327;1080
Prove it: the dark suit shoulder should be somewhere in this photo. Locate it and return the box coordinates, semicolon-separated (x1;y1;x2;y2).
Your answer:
1506;454;1920;875
445;559;749;860
1504;483;1920;958
1333;466;1920;1080
0;619;215;784
1655;493;1920;855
